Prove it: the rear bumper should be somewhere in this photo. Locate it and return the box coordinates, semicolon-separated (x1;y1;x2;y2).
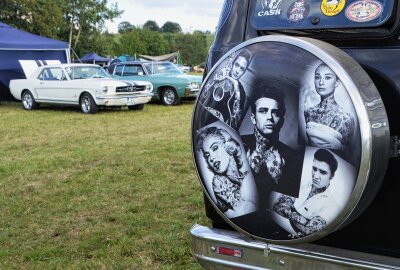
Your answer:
191;224;400;270
95;94;153;106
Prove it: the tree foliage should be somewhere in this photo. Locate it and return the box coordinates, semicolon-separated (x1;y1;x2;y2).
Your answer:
161;21;182;33
0;0;122;50
143;20;160;32
64;0;122;50
0;2;212;65
118;21;135;34
0;0;65;39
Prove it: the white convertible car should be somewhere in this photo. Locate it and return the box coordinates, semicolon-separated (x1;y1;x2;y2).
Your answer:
9;63;153;114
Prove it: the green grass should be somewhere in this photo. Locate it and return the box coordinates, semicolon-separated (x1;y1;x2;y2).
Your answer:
0;102;210;269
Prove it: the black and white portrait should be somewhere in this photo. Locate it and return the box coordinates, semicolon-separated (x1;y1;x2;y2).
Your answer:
240;86;304;209
200;49;254;130
192;40;364;241
271;147;356;237
299;62;360;164
195;122;258;218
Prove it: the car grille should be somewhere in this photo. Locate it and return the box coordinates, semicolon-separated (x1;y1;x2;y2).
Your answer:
116;85;146;93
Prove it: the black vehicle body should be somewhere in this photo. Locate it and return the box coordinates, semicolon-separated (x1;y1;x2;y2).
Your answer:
192;0;400;268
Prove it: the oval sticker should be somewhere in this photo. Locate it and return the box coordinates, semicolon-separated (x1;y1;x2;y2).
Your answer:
345;0;383;22
321;0;346;16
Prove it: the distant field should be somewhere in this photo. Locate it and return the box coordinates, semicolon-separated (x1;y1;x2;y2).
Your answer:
0;102;210;269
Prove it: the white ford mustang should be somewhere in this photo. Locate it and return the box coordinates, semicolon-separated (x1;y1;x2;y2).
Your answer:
9;63;153;114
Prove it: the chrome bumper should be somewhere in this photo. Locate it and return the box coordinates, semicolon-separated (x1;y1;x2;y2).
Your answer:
184;88;200;97
191;224;400;270
95;93;153;106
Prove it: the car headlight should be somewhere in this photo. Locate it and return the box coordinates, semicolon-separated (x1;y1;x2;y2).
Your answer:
146;83;153;92
187;82;201;90
102;86;109;94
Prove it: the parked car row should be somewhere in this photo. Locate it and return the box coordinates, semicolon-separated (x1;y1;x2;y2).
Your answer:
9;60;202;113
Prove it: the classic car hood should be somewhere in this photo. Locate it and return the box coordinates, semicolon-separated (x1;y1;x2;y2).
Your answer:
183;74;203;83
85;78;150;87
150;73;202;83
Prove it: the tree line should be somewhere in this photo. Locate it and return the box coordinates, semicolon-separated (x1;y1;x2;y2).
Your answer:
0;0;213;65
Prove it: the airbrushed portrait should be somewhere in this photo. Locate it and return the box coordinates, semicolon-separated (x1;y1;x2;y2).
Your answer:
271;147;356;238
299;61;361;164
199;49;256;130
240;85;305;210
194;121;258;218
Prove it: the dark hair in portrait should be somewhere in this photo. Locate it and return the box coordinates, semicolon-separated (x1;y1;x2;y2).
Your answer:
250;86;286;116
314;148;338;177
235;49;251;63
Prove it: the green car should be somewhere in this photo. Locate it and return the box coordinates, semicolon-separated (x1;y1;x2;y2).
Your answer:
108;61;202;105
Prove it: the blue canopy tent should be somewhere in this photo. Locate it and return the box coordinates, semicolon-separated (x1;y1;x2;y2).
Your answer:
0;22;70;101
79;52;111;64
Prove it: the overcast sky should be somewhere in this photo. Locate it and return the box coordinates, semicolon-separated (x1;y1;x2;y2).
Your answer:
105;0;225;33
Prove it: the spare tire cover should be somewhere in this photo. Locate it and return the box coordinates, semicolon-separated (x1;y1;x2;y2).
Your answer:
192;36;390;244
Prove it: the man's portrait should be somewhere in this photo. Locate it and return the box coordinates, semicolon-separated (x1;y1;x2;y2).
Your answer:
241;87;304;209
200;49;253;130
272;147;356;237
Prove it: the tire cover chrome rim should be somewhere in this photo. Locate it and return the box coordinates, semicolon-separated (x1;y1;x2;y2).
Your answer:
191;36;390;244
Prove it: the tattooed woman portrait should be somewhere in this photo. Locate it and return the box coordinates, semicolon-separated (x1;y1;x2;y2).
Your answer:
304;63;355;150
197;126;257;218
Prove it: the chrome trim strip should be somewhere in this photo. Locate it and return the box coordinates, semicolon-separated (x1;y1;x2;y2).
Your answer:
191;225;400;270
36;99;78;104
95;93;153;100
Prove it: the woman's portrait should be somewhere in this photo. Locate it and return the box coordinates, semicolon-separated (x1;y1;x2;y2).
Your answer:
195;124;257;218
299;61;360;165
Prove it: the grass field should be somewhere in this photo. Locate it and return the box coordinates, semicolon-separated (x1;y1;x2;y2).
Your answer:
0;101;210;269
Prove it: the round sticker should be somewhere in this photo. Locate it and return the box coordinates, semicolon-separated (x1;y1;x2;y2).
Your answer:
321;0;346;16
287;0;310;22
345;0;383;22
192;36;390;244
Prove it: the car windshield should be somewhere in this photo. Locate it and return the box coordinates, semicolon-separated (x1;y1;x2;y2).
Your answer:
143;62;183;75
66;65;110;80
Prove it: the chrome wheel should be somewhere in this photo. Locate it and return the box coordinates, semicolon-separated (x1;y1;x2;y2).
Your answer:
23;93;33;109
80;93;99;114
81;96;91;113
22;91;38;110
161;88;178;106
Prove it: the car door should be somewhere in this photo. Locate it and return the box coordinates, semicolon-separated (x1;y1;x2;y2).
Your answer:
36;67;69;103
